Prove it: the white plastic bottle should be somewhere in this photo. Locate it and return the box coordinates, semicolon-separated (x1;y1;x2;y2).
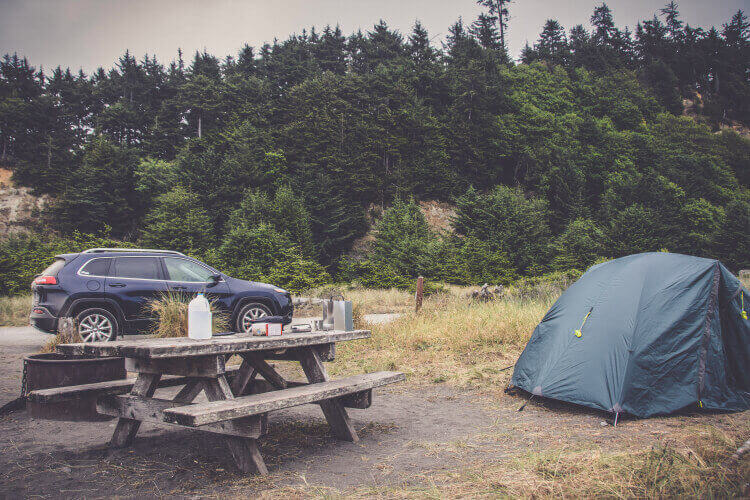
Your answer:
188;293;212;340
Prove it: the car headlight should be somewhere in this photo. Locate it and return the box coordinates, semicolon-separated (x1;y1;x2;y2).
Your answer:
273;288;287;294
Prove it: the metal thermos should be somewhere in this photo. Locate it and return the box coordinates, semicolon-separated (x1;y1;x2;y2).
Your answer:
321;299;335;330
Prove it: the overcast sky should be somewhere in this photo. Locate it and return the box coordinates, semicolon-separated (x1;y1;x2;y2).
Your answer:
1;0;746;74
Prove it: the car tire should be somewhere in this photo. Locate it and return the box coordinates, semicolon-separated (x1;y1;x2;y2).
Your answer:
235;302;272;334
75;307;119;342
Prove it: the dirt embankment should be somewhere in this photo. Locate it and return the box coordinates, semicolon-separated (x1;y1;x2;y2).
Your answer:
0;168;47;237
349;200;456;256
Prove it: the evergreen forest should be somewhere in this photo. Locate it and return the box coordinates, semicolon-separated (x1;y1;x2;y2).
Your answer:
1;1;749;294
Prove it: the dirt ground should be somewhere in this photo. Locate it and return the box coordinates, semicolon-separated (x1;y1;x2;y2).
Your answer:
0;327;747;498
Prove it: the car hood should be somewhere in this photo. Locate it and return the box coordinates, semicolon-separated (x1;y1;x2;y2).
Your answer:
224;276;285;294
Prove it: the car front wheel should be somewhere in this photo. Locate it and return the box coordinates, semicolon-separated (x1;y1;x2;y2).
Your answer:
236;302;271;334
76;308;119;342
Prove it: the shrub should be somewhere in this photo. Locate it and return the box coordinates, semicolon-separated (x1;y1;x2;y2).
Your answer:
338;258;411;289
0;231;134;296
550;218;608;271
229;185;315;257
140;186;215;256
507;269;582;300
262;258;331;294
370;197;437;278
438;236;519;285
452;186;552;275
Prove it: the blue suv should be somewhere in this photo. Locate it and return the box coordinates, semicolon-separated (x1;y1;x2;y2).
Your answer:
30;248;293;341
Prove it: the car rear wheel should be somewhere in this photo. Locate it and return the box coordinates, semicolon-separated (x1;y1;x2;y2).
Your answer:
236;302;271;334
76;308;119;342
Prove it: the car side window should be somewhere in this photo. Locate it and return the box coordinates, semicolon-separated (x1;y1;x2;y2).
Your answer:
164;257;215;283
112;257;161;280
79;258;111;277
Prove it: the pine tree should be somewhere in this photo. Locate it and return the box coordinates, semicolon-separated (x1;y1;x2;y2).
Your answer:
408;21;436;64
470;14;501;50
475;0;511;52
536;19;569;65
660;1;684;40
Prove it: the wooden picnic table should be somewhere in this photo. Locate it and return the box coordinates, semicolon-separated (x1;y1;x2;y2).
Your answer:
44;330;404;474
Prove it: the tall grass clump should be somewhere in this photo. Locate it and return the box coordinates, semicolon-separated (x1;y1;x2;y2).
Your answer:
40;317;82;353
0;295;32;327
331;292;556;385
147;292;229;338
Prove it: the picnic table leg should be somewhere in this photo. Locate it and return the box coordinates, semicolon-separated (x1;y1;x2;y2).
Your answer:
172;379;204;403
240;353;287;389
297;347;359;443
230;357;258;396
110;372;161;448
203;376;268;475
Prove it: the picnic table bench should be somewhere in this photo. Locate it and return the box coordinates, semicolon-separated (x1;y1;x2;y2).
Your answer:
28;330;404;474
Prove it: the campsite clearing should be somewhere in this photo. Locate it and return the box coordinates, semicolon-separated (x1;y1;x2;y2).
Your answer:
1;323;747;497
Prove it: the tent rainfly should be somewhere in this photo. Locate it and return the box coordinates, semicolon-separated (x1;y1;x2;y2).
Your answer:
510;252;750;418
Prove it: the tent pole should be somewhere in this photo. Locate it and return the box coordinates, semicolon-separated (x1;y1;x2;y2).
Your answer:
518;394;534;412
614;411;619;427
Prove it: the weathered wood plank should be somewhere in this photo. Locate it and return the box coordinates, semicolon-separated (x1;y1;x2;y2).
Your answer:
125;355;225;377
203;377;268;475
97;394;263;438
56;330;370;359
264;343;336;362
110;373;161;448
27;369;240;404
249;379;372;409
298;347;358;442
163;371;405;427
241;353;287;389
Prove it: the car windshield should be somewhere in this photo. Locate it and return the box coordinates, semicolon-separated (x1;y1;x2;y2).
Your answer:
164;257;215;282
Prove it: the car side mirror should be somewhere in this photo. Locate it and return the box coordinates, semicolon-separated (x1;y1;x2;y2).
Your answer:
206;274;221;287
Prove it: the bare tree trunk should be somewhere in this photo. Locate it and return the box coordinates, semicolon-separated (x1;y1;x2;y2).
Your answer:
198;114;202;139
47;135;52;171
497;0;506;51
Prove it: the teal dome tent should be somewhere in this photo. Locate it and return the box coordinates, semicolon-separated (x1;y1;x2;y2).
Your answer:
510;253;750;418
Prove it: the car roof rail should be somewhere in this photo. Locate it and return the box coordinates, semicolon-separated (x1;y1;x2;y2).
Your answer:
82;248;186;256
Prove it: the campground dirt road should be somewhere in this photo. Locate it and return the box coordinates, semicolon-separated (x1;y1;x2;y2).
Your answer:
0;326;746;498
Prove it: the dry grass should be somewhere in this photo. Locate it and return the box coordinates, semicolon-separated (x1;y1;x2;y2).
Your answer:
40;317;82;353
299;286;420;316
147;292;229;337
0;294;31;327
262;422;749;499
329;293;554;385
388;424;747;499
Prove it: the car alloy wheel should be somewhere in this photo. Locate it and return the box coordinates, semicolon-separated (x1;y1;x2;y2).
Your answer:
240;305;270;333
78;313;114;342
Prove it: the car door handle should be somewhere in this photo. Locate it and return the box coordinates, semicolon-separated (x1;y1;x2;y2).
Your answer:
108;282;126;288
171;286;187;290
